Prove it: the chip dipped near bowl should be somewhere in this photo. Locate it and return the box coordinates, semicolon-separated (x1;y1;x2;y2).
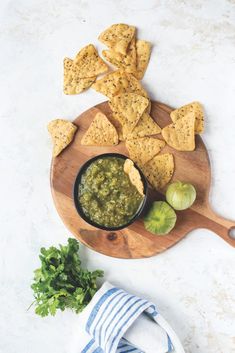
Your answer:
73;153;148;230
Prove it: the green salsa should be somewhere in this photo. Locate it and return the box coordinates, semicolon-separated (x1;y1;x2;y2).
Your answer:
78;157;144;228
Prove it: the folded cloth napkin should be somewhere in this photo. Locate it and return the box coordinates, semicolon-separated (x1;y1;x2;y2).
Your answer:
71;282;185;353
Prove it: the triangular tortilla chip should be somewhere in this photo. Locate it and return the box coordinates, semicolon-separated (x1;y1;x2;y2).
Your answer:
109;93;149;133
124;113;161;140
92;70;148;99
72;44;108;78
170;102;204;134
48;119;77;157
98;24;135;55
81;112;118;146
124;159;144;196
142;153;174;191
161;113;195;151
126;137;165;167
63;58;96;95
135;40;151;80
102;37;136;74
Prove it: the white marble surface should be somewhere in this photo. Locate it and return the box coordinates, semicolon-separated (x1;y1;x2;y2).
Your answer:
0;1;235;352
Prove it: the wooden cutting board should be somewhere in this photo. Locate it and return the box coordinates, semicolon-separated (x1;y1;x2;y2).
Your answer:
50;101;235;258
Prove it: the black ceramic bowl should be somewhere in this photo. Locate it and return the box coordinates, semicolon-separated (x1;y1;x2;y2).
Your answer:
73;153;148;231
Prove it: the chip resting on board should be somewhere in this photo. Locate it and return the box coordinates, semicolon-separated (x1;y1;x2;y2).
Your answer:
48;119;77;157
81;112;118;146
109;93;149;133
126;137;165;167
124;112;161;140
170;101;204;134
161;113;195;151
142;153;174;191
98;24;136;55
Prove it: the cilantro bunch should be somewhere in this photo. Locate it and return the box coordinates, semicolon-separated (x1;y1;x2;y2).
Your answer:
31;238;104;317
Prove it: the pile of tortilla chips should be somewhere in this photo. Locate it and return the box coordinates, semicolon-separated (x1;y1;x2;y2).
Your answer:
63;24;151;96
49;23;205;194
98;24;151;80
63;44;108;94
93;24;151;97
124;136;174;191
161;102;204;151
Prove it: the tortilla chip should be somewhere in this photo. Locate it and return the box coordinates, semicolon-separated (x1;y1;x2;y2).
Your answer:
92;70;148;99
63;58;96;95
98;24;135;55
126;72;148;98
124;159;144;196
124;112;161;140
116;125;124;141
146;101;151;114
64;57;73;71
126;137;165;167
102;110;123;142
142;153;174;191
127;37;137;68
48;119;77;157
109;93;149;133
170;102;204;134
102;37;136;74
161;113;195;151
135;40;151;80
72;44;108;78
81;112;118;146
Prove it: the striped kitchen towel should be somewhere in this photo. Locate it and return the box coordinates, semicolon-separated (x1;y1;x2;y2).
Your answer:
71;282;185;353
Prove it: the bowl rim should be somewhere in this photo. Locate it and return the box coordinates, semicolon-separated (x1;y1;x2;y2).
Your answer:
73;153;148;231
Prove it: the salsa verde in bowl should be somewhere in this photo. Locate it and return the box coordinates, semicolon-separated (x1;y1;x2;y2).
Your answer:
73;153;148;230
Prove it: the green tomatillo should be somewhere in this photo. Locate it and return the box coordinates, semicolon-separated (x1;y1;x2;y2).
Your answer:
166;181;196;211
144;201;177;235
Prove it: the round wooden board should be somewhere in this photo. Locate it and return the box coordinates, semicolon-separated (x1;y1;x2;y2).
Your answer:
50;101;235;258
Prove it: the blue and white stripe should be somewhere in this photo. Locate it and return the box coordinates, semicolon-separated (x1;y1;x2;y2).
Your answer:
81;283;174;353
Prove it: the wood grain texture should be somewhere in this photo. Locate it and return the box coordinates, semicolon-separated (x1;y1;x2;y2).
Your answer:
50;101;235;258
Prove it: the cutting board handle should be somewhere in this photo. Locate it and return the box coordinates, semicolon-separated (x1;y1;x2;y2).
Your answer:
203;206;235;247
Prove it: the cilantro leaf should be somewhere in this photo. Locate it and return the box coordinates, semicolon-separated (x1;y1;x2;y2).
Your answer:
31;238;104;317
